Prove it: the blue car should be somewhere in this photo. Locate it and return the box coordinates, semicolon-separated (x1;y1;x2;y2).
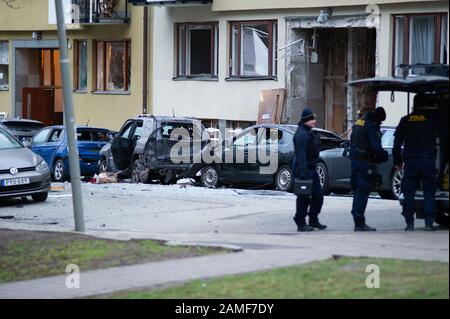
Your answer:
31;126;111;181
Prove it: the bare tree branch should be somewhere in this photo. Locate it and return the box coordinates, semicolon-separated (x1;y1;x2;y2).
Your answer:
1;0;20;9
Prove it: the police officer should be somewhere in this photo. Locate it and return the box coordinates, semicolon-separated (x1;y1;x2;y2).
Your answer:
393;94;441;231
349;107;389;231
292;108;326;232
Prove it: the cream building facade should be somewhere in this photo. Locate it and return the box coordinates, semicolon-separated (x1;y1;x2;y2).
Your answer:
149;0;448;132
0;0;151;130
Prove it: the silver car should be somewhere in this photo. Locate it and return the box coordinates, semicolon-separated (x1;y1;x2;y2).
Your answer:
0;127;51;202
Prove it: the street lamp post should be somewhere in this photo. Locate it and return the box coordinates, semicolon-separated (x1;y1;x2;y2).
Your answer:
54;0;85;232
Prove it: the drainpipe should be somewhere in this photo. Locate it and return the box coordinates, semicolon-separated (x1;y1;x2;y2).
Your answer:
142;6;149;115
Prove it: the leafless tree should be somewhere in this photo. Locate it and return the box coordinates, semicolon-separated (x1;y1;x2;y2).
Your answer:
1;0;20;9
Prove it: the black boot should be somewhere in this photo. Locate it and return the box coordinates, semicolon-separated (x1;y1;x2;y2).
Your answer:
297;224;315;232
309;219;327;230
425;221;435;231
405;221;414;232
354;224;377;232
294;218;314;232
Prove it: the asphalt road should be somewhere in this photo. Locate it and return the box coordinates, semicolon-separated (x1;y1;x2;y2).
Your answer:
0;182;448;263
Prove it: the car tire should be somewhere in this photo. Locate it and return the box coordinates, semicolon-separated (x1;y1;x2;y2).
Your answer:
132;159;149;184
275;165;293;192
379;169;403;200
53;159;67;182
32;192;48;202
201;166;220;189
316;163;331;196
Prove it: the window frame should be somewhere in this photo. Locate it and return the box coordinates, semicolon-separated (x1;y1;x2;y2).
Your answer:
93;39;131;93
0;40;9;91
74;39;88;93
392;12;448;74
175;22;219;80
228;20;278;80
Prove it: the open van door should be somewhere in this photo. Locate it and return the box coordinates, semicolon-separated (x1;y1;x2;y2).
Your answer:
346;65;449;226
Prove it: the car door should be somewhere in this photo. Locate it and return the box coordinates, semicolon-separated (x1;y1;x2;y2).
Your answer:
77;129;109;163
257;126;286;182
111;120;135;170
31;128;62;166
154;122;190;165
221;127;259;182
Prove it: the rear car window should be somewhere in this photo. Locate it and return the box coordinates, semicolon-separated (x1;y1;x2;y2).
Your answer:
0;129;22;150
0;122;44;133
77;129;109;142
160;123;196;140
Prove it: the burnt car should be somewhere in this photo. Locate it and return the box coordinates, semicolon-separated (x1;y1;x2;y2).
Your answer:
100;115;208;184
317;126;403;199
346;63;449;226
189;124;346;192
0;118;44;144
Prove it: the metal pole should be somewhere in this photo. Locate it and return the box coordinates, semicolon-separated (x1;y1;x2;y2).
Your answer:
142;6;148;114
54;0;85;232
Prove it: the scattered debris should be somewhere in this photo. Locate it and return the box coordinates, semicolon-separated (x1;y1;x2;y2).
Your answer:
51;185;65;192
95;172;119;184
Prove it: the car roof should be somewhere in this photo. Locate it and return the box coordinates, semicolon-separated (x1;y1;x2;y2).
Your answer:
0;118;44;125
132;115;201;122
42;125;110;131
251;124;342;136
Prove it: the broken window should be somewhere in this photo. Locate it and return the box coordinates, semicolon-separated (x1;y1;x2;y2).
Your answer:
230;21;277;78
0;41;9;90
95;40;131;92
176;23;219;78
393;13;448;75
74;40;88;91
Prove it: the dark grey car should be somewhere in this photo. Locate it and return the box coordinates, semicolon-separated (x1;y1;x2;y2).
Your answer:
318;127;403;200
0;127;51;201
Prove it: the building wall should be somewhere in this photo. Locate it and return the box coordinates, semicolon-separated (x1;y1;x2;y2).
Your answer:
152;1;448;128
151;6;286;123
377;1;449;126
0;0;150;131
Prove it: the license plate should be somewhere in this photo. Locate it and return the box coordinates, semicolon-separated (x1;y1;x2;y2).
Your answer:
1;178;31;187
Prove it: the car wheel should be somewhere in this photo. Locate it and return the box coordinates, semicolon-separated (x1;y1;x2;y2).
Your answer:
132;159;148;184
275;165;293;192
201;166;219;189
380;169;403;200
53;159;66;182
316;163;331;195
32;192;48;202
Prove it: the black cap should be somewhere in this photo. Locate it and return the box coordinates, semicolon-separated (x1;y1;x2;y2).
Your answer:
374;107;386;122
301;108;316;123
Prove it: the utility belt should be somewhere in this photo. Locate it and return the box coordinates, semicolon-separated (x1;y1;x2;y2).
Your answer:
351;148;372;162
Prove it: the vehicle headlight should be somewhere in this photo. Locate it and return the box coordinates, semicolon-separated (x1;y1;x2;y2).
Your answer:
36;160;49;172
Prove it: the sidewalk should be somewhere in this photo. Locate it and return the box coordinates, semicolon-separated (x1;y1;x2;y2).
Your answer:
0;231;448;299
